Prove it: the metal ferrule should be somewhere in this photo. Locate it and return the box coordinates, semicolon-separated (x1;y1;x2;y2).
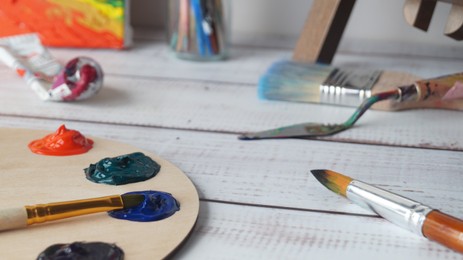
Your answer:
320;68;381;107
397;84;419;102
346;180;433;236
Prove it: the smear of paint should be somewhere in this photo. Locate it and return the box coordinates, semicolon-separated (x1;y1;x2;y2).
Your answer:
442;81;463;100
84;152;161;185
37;241;124;260
108;190;180;222
28;125;93;156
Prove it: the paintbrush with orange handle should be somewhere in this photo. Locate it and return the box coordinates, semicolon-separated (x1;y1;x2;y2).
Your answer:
0;194;144;231
310;169;463;253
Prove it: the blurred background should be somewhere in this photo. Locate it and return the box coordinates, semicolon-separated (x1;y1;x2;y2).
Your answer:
131;0;462;58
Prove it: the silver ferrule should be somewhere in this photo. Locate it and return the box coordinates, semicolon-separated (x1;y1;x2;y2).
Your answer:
320;68;381;107
346;180;433;236
397;84;420;102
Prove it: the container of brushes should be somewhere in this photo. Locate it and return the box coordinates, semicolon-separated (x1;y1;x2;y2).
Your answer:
167;0;230;61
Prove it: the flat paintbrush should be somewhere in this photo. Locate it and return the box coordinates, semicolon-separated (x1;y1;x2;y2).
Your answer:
310;169;463;253
258;60;463;111
0;194;145;231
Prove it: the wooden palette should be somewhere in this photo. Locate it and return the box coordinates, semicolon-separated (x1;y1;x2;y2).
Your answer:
0;128;199;259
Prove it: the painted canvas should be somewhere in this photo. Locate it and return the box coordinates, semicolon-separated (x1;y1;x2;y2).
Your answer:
0;0;131;49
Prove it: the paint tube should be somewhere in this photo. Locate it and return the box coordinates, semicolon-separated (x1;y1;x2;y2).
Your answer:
0;33;103;101
0;34;59;100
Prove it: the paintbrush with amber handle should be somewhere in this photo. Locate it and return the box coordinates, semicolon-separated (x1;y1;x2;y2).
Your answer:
310;169;463;253
0;194;145;231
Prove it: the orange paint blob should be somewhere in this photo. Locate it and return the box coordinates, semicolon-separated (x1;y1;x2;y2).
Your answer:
28;125;94;156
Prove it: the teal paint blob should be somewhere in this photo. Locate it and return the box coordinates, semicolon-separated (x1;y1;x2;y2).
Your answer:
84;152;161;185
108;190;180;222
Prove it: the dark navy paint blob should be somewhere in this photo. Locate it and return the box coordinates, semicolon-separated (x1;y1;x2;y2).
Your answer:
36;241;124;260
108;190;180;222
84;152;161;185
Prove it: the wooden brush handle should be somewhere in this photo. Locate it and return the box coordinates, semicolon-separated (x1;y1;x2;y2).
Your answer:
414;72;463;101
422;210;463;253
372;71;463;111
0;207;27;231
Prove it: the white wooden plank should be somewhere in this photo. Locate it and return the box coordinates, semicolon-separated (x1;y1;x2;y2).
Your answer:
47;41;283;85
1;117;462;219
0;31;461;260
12;38;460;85
0;73;461;150
174;201;462;259
1;37;462;90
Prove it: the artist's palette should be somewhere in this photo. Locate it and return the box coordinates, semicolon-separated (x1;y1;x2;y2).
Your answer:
0;128;199;259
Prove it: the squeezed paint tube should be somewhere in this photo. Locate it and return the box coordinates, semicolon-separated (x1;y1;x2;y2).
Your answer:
0;34;103;101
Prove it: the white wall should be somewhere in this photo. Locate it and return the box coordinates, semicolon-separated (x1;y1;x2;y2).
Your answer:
130;0;462;56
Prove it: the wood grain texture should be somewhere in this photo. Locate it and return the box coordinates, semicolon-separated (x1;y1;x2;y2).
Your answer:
1;117;462;219
0;128;199;260
0;124;462;259
174;202;463;259
0;73;461;150
0;36;462;259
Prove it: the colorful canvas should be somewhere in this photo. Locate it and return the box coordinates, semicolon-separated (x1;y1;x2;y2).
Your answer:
0;0;131;49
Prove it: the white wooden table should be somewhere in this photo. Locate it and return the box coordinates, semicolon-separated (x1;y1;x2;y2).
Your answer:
0;33;462;259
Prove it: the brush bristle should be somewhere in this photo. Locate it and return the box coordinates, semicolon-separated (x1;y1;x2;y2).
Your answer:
310;169;353;197
121;194;145;209
257;60;331;102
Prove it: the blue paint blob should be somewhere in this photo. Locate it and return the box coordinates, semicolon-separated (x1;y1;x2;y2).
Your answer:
108;190;180;222
84;152;161;185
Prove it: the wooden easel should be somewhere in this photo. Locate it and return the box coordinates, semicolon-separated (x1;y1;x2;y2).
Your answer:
404;0;463;39
293;0;463;65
